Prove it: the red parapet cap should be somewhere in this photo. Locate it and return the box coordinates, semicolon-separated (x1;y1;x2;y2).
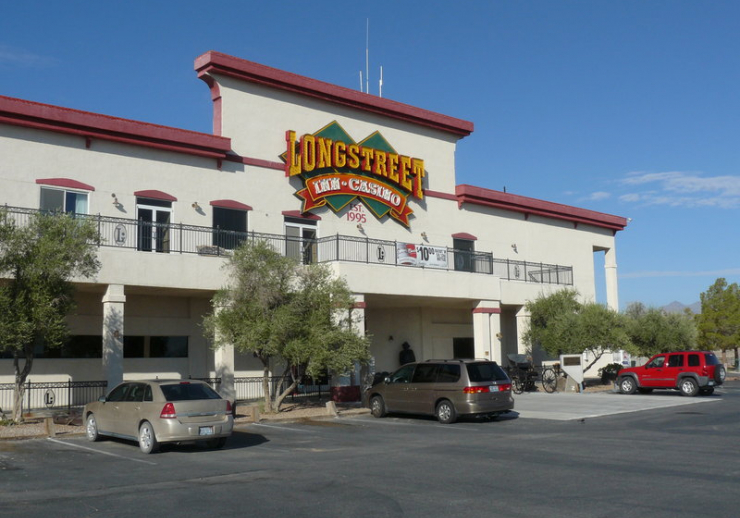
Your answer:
456;184;628;232
195;51;474;138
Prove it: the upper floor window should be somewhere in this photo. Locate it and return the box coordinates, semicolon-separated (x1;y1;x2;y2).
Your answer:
452;238;475;272
211;200;251;250
40;187;89;215
285;217;317;264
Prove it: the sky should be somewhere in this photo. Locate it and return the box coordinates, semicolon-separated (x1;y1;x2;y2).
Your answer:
1;1;738;310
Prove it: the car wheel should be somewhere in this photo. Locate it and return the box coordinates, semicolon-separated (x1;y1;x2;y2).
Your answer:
637;388;653;394
618;376;637;395
85;414;100;442
714;365;726;384
435;400;457;424
679;377;699;397
139;421;159;454
370;395;387;418
699;387;715;396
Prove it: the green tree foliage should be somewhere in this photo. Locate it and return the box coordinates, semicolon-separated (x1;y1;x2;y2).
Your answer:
695;278;740;364
204;240;370;412
0;209;100;422
523;289;632;373
624;302;697;357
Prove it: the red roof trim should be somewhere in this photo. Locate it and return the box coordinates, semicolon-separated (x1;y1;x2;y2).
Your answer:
282;210;321;221
134;190;178;202
36;178;95;191
425;189;457;201
210;199;252;211
455;185;628;232
452;232;477;241
223;153;284;170
0;95;231;160
195;52;474;138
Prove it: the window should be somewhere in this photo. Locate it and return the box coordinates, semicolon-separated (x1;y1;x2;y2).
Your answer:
412;364;439;383
466;362;509;382
285;217;317;264
667;354;684;368
647;356;665;368
136;197;172;253
40;187;88;214
124;336;188;358
389;364;415;383
452;238;475;272
453;337;475;359
213;207;247;249
437;364;461;383
688;354;700;367
0;335;102;359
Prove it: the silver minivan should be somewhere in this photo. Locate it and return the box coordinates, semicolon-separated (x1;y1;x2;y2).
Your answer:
366;359;514;424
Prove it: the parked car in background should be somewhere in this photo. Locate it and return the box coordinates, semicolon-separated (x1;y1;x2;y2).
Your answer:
84;379;233;453
366;359;514;424
617;351;726;397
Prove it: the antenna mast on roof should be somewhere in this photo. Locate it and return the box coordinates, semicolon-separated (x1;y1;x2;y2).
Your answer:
365;19;370;94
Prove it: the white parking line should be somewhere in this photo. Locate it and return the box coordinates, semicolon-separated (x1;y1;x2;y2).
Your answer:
249;422;319;433
46;438;157;465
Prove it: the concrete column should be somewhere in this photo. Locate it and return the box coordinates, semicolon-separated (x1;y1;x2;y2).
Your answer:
213;304;235;402
350;294;367;387
516;307;530;355
473;301;502;364
604;247;619;311
102;284;125;389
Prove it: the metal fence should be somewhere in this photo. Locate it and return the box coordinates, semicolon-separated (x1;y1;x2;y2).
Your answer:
1;206;573;285
0;380;108;415
234;376;331;403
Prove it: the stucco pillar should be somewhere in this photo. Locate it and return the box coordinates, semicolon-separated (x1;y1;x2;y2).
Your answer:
473;301;502;364
604;247;619;311
102;284;125;389
213;305;235;402
351;294;367;389
516;306;530;355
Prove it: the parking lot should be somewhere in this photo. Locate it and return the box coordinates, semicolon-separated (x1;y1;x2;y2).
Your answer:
1;381;738;518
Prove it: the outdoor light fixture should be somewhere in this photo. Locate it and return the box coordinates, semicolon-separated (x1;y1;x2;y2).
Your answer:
357;223;364;231
421;232;428;241
192;202;200;210
511;244;518;253
111;193;119;205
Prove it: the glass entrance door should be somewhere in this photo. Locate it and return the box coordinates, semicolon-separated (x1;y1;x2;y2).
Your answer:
285;223;317;264
137;203;172;253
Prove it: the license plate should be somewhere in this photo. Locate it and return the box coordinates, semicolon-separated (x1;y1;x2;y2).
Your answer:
199;426;214;436
490;385;500;392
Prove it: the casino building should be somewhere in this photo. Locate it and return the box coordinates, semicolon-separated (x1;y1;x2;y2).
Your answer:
0;51;627;401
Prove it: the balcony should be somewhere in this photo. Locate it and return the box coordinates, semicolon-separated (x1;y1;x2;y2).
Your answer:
1;206;573;286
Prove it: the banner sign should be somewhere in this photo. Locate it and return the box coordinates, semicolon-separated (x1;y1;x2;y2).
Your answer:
396;243;448;269
281;121;425;227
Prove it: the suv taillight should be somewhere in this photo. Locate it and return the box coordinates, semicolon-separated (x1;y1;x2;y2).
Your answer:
160;402;176;419
226;400;232;413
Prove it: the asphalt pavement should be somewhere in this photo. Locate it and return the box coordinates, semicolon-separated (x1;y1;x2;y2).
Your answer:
510;388;722;421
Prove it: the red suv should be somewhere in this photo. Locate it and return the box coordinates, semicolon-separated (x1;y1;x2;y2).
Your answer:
617;351;726;397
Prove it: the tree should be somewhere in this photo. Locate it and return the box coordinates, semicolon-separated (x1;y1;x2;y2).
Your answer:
204;240;370;412
695;278;740;364
0;209;100;422
523;289;632;373
625;302;697;357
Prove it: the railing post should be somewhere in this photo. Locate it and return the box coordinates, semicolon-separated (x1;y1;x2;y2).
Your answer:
26;378;31;414
179;222;183;254
336;233;339;261
68;378;72;410
540;263;544;283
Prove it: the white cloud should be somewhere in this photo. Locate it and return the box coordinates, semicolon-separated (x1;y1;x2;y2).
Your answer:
0;45;56;67
583;191;611;201
621;268;740;279
619;171;740;208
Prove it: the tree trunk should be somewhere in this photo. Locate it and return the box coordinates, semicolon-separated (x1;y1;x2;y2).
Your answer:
273;367;298;412
260;358;273;414
12;347;34;423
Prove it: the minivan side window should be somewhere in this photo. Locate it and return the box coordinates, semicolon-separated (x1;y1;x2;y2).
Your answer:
412;364;439;383
389;364;415;383
437;364;461;383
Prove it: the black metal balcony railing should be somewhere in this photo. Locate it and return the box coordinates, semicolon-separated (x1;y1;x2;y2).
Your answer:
1;206;573;285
